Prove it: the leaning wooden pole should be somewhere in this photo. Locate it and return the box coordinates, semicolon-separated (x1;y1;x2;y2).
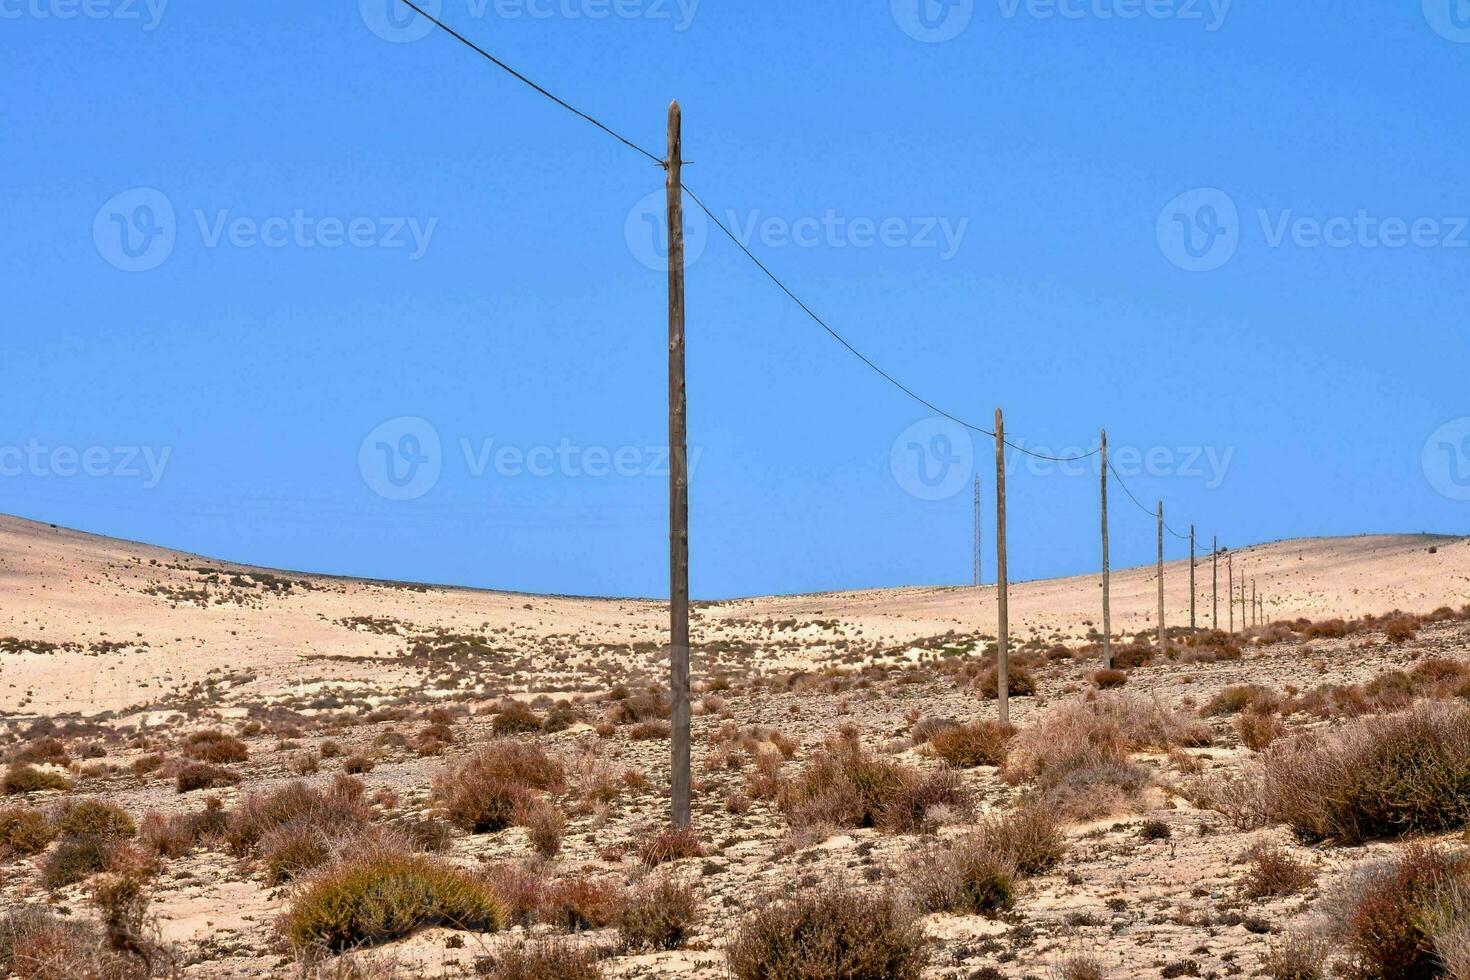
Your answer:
665;100;691;830
1157;501;1166;651
1100;429;1111;670
995;409;1010;727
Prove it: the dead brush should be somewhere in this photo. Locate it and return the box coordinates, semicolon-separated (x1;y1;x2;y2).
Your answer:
778;733;971;833
1257;702;1470;843
225;777;373;857
1241;844;1314;898
181;730;248;764
480;939;605;980
1201;684;1280;717
925;721;1014;769
633;825;703;868
1235;711;1286;752
617;874;700;951
726;886;928;980
432;740;565;834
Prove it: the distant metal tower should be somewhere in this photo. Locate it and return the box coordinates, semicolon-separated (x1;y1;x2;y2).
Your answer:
972;475;982;587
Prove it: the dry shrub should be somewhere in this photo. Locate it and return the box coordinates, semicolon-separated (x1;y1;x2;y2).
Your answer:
617;874;700;951
0;806;55;858
779;734;970;833
1305;619;1350;639
1090;668;1128;690
481;940;603;980
90;845;166;973
42;836;115;889
55;800;134;842
1263;934;1328;980
136;812;194;860
1258;703;1470;843
1054;954;1108;980
1318;844;1470;979
1202;685;1280;717
175;763;240;794
880;768;974;833
281;846;502;952
634;826;703;868
536;875;624;931
491;703;543;735
979;804;1067;874
342;754;376;775
515;798;566;859
726;887;927;980
3;764;71;796
927;721;1013;768
629;720;670;741
1236;711;1286;752
226;778;373;857
1242;844;1314;898
903;836;1017;916
1006;694;1202;819
433;741;564;834
1384;617;1419;644
0;907;157;980
291;752;320;776
481;862;545;927
977;663;1037;699
131;754;166;779
181;730;248;764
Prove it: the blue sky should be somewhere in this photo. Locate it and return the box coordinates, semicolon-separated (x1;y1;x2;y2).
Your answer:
2;0;1467;598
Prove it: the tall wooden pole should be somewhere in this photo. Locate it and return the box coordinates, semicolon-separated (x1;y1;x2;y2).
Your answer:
994;409;1009;727
1157;501;1166;651
1228;553;1235;634
1212;535;1218;630
973;476;982;588
666;101;691;831
1100;429;1111;670
1252;579;1258;628
1189;524;1197;632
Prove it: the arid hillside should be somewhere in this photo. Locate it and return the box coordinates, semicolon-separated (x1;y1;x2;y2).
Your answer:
0;513;1464;719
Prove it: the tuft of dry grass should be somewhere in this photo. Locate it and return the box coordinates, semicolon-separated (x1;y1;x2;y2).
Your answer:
634;826;703;868
1089;668;1128;690
175;763;240;794
617;874;700;952
280;845;502;952
779;734;971;833
726;886;928;980
977;663;1037;700
55;799;134;842
226;778;373;857
927;721;1014;769
181;730;248;764
1257;702;1470;843
3;763;72;796
1235;711;1286;752
0;806;56;858
432;740;564;834
1242;844;1314;898
481;940;604;980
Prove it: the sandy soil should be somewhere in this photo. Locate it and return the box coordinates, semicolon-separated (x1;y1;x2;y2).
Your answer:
2;516;1469;979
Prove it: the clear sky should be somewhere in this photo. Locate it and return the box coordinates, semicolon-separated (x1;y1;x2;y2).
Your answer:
2;0;1467;598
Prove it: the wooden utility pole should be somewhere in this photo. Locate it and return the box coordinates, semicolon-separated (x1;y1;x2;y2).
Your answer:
1212;536;1218;630
995;409;1010;726
1157;502;1166;651
973;476;982;588
1228;553;1234;634
666;101;691;831
1252;579;1258;628
1189;524;1197;632
1100;429;1111;670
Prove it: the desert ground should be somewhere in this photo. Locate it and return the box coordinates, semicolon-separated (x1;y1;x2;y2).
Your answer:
3;514;1470;979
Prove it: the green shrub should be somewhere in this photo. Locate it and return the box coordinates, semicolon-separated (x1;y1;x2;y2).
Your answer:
726;887;927;980
281;848;503;952
55;799;134;842
0;807;55;857
3;764;71;796
41;836;112;889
